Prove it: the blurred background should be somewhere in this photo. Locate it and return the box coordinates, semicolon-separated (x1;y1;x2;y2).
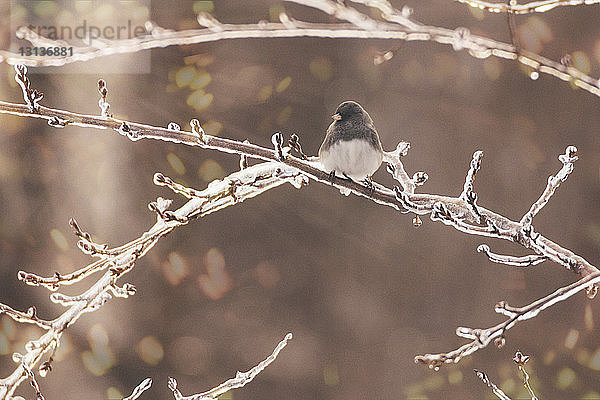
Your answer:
1;0;600;399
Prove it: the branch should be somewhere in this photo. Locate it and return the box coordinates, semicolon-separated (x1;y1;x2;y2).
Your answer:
477;244;547;267
0;162;304;398
513;351;539;400
122;378;153;400
1;69;598;380
474;369;512;400
520;145;578;227
2;0;600;99
168;333;292;400
457;0;600;14
414;271;600;369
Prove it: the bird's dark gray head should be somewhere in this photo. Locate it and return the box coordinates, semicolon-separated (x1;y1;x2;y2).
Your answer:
333;101;366;121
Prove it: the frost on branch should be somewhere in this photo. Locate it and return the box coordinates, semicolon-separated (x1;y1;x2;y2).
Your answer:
520;146;578;227
477;244;547;267
4;0;600;101
0;147;305;398
122;378;153;400
415;272;600;370
14;65;43;113
457;0;600;14
168;333;292;400
474;369;512;400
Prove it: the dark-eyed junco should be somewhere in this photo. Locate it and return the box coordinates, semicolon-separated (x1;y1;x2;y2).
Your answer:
318;101;384;182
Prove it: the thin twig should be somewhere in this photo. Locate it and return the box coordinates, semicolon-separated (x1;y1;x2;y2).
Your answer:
122;378;153;400
513;351;539;400
520;145;578;227
415;271;600;369
457;0;600;14
2;1;600;99
0;163;305;398
474;369;512;400
168;333;292;400
477;244;548;267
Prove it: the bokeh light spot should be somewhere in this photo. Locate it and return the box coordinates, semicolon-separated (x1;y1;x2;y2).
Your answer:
50;228;69;252
198;159;225;182
276;76;292;92
162;252;189;286
186;90;213;111
276;105;292;125
167;152;186;175
309;57;334;82
137;336;164;366
176;66;197;88
257;85;273;102
555;367;576;390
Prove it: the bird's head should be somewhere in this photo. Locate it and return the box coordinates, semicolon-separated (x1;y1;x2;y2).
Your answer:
331;101;366;122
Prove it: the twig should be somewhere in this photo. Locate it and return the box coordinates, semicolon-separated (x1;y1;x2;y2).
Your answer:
122;378;153;400
474;369;512;400
477;244;547;267
520;146;578;227
2;1;600;99
457;0;600;14
1;70;598;389
415;271;600;369
0;163;305;398
168;333;292;400
14;65;43;113
513;351;539;400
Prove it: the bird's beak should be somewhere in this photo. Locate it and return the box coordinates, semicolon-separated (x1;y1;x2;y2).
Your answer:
331;113;342;121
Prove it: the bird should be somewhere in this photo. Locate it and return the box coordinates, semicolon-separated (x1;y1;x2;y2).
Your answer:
318;101;384;184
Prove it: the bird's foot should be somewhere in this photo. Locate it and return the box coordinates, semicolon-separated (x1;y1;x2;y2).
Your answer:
327;170;336;184
362;176;375;196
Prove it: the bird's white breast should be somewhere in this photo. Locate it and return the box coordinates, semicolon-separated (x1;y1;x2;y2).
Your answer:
319;138;383;181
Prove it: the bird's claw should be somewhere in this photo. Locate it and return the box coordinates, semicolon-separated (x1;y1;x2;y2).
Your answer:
328;170;336;184
363;176;375;196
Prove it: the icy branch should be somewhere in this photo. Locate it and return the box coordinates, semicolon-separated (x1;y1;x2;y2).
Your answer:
0;305;52;330
122;378;153;400
457;0;600;14
474;370;512;400
477;244;547;267
1;72;599;385
461;151;483;200
460;151;484;223
14;65;43;113
385;142;415;193
414;272;600;369
2;1;600;99
168;333;292;400
513;351;539;400
0;161;304;398
520;146;578;227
